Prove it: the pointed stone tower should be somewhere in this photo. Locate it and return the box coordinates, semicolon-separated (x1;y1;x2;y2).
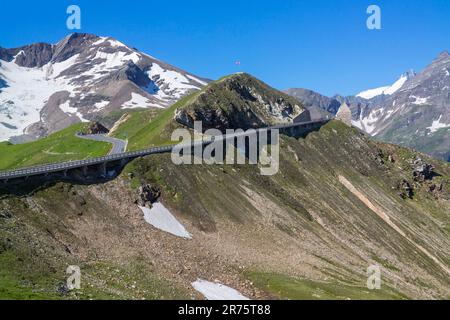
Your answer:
336;102;352;126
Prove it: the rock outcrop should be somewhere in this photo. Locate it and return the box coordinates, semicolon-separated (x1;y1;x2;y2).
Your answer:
86;122;109;135
174;73;304;132
136;184;161;207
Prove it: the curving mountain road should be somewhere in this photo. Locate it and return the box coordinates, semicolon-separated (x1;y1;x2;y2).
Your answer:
0;118;330;181
76;134;127;155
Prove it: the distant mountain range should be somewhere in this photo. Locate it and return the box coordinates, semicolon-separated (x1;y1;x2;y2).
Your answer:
285;51;450;161
1;33;449;162
0;33;209;142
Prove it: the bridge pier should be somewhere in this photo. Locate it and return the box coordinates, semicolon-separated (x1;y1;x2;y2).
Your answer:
82;166;88;176
99;162;107;177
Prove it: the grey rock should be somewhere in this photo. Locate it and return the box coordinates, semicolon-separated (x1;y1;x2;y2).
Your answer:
136;185;161;207
285;88;341;114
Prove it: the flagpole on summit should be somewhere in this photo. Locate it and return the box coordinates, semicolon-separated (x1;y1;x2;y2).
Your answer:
235;60;241;71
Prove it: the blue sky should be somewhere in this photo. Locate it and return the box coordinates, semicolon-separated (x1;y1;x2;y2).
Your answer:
1;0;449;96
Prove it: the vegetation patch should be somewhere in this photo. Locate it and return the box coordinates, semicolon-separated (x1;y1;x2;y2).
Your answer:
0;123;111;170
246;272;408;300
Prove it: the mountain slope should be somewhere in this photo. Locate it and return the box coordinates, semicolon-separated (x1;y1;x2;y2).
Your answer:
285;52;450;162
0;73;304;169
1;72;449;300
119;73;305;150
0;123;111;170
284;88;341;114
351;52;450;161
1;120;449;299
0;33;208;142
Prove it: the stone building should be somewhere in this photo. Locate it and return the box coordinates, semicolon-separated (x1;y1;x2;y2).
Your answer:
294;106;332;123
335;102;352;126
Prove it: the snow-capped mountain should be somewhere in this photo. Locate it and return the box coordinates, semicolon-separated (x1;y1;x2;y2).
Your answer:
351;51;450;161
356;70;416;99
285;51;450;161
0;33;209;141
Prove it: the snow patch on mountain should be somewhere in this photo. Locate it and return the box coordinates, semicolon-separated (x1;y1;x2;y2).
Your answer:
427;115;450;133
187;74;208;86
122;92;163;109
356;72;414;99
59;100;88;122
79;50;141;83
93;100;110;111
0;54;78;140
192;279;249;300
139;203;192;239
0;33;208;141
352;109;382;135
411;96;430;105
147;63;203;99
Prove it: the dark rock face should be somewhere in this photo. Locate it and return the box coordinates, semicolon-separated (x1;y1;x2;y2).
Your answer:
0;78;7;90
136;185;161;207
52;33;98;63
14;43;54;68
398;180;414;199
0;210;13;219
175;73;303;132
411;158;436;182
86;122;109;134
285;88;341;115
0;48;17;62
111;61;151;87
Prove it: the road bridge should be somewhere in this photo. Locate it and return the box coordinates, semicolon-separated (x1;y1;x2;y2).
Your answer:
0;118;329;183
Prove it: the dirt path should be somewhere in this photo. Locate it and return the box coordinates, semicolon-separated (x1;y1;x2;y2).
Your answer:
338;175;450;276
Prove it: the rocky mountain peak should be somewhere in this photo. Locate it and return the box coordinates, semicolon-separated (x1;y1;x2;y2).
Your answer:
9;42;54;68
0;33;209;142
437;50;450;60
174;73;304;131
402;69;417;79
52;33;99;63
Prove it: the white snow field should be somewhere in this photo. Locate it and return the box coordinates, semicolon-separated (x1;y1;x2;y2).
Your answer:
357;73;409;99
147;63;202;99
0;35;206;141
192;279;250;300
351;109;382;135
138;203;192;239
122;92;163;109
0;54;78;140
427;115;450;133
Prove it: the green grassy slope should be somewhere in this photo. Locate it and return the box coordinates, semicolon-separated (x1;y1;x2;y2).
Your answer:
0;191;189;300
1;72;305;169
247;272;407;300
123;120;450;299
120;92;201;150
114;73;305;151
0;123;111;170
109;109;159;141
1;121;449;299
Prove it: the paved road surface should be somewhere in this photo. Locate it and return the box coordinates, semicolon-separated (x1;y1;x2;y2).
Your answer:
76;134;127;155
0;119;329;181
